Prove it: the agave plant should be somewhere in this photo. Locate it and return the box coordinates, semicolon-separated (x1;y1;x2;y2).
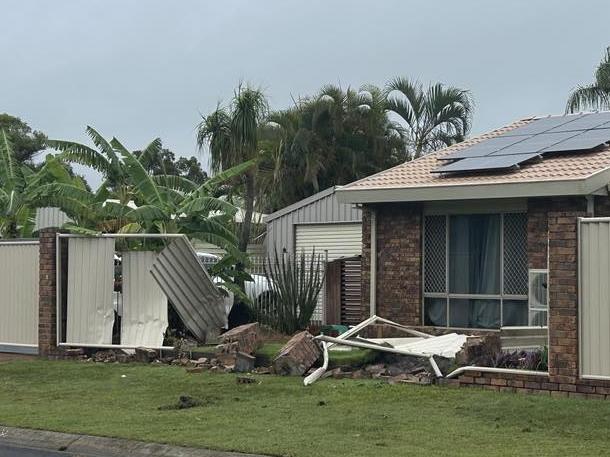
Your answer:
0;129;92;238
253;249;324;334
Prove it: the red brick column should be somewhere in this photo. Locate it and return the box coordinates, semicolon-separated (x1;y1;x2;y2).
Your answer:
547;201;586;384
39;228;59;357
527;198;548;270
361;203;422;326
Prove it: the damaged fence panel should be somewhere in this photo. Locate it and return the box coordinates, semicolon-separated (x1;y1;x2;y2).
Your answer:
150;236;224;342
121;251;168;348
66;238;115;345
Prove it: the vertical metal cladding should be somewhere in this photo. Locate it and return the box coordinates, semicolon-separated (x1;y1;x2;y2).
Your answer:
0;242;39;350
66;238;115;345
150;236;225;341
579;219;610;379
121;251;168;347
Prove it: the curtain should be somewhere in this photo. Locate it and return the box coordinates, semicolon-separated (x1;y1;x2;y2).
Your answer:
450;214;500;295
449;214;501;328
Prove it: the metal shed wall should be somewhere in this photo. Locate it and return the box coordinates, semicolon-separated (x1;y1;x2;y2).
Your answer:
265;187;362;258
34;207;71;232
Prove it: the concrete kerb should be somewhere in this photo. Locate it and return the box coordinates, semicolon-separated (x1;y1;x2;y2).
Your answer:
0;426;266;457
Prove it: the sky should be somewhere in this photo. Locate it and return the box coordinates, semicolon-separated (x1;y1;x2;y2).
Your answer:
2;0;610;188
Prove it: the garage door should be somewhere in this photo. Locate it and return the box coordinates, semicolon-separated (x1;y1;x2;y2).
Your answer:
295;223;362;323
295;223;362;261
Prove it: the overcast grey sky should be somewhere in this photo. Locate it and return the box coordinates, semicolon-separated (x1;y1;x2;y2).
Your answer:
2;0;609;187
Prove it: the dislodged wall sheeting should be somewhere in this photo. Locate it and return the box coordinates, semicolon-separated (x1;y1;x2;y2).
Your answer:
120;251;168;348
150;237;224;341
66;238;115;344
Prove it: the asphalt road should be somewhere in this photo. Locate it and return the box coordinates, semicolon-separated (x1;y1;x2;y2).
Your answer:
0;443;78;456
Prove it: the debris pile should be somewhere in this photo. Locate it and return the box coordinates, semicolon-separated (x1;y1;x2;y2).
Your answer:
273;331;321;376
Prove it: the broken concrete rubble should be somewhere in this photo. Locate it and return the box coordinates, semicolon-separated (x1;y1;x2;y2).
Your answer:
217;322;261;355
273;331;321;376
135;347;157;363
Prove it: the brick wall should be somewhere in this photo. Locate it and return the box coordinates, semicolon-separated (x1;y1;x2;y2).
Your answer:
547;198;586;382
361;203;422;326
445;370;610;399
38;228;59;357
527;198;549;270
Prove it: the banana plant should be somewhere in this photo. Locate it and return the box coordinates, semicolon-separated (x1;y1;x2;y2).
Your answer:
49;129;258;298
0;129;92;238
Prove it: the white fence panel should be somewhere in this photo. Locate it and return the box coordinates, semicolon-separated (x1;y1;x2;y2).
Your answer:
0;241;39;353
66;238;115;345
579;218;610;379
121;251;168;347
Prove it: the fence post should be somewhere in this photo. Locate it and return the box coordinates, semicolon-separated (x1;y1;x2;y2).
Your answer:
38;228;59;357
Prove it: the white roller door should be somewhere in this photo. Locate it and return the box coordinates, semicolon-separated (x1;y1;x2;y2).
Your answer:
295;223;362;261
295;223;362;323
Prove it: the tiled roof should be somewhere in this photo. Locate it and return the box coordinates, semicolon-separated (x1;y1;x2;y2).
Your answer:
342;117;610;191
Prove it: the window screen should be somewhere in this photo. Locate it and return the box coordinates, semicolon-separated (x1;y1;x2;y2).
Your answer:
503;213;528;296
424;215;446;293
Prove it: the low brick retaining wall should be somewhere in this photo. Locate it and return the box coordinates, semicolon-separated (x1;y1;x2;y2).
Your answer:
444;370;610;400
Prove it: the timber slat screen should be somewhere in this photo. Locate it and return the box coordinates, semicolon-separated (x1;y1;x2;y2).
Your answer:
325;256;362;326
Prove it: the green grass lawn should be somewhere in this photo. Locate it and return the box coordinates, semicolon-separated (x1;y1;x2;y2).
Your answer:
0;360;608;457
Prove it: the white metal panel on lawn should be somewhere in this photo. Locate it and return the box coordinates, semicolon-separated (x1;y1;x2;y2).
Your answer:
120;251;168;347
579;218;610;379
66;238;115;345
0;241;39;353
295;223;362;323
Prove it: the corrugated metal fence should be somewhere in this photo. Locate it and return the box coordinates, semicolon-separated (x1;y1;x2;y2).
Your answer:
0;240;39;354
579;217;610;379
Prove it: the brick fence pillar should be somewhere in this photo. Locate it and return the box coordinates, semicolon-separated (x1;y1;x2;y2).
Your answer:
547;201;586;383
39;228;59;357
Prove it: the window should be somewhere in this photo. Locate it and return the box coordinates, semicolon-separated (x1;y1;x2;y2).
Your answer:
423;213;529;329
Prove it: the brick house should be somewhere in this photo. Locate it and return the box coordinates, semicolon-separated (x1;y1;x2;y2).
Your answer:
336;112;610;397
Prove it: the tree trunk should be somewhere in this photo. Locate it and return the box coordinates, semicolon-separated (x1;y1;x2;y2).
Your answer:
238;170;255;253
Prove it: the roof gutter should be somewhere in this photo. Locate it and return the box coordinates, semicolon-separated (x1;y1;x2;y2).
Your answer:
336;171;610;204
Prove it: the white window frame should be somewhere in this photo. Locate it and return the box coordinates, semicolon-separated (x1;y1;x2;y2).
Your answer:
422;212;528;328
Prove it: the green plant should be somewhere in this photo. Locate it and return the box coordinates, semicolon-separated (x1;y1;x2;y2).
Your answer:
566;47;610;113
252;249;324;334
0;129;91;238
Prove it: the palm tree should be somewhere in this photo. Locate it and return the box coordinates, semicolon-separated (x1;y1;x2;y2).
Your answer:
258;84;404;210
197;85;268;254
0;129;91;238
566;47;610;113
385;77;473;159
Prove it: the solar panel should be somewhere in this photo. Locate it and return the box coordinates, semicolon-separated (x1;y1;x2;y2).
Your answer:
546;112;610;132
488;131;578;155
541;128;610;153
499;114;586;137
432;112;610;175
432;152;541;173
439;135;532;160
